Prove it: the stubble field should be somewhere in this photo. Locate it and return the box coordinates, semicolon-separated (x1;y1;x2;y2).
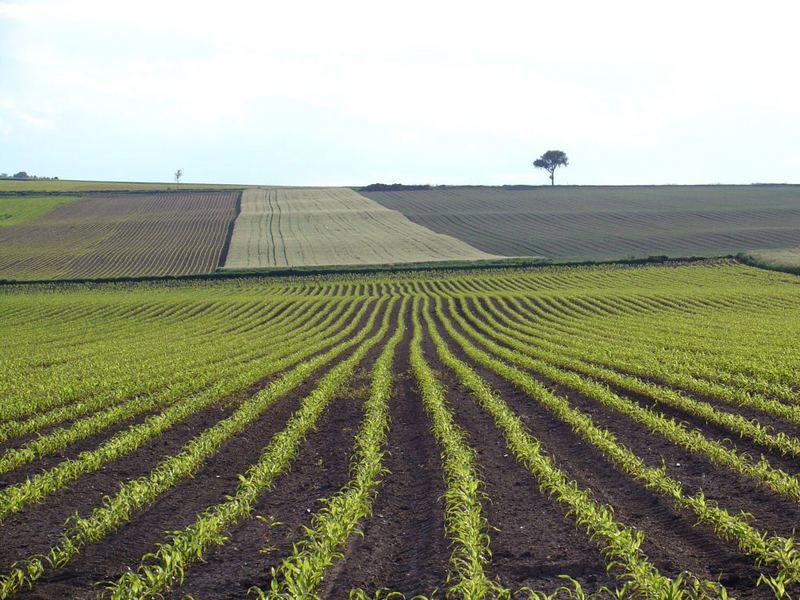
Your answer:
1;261;800;600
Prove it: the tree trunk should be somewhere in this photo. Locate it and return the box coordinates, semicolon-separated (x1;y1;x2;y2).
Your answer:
550;172;554;186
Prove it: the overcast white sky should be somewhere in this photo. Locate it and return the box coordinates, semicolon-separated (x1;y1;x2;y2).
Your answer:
1;0;799;185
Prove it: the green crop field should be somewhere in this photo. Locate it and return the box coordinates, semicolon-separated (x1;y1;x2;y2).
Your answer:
363;184;800;262
0;190;239;280
0;195;81;226
223;187;498;269
2;260;800;599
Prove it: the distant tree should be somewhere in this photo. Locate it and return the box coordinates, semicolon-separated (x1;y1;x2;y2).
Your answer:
0;173;8;179
12;171;29;179
175;169;183;185
533;150;568;186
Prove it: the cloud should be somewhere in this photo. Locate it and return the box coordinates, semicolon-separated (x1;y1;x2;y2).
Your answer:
17;112;51;129
3;0;799;183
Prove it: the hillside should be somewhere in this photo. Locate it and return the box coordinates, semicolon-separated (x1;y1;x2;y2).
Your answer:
223;187;498;269
2;182;800;281
363;184;800;262
0;191;239;280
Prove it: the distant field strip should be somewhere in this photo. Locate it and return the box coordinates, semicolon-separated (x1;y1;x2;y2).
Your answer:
223;187;498;268
0;180;243;192
364;185;800;261
0;191;239;280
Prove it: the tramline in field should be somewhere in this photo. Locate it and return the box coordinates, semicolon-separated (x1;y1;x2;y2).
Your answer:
1;260;800;599
223;187;497;269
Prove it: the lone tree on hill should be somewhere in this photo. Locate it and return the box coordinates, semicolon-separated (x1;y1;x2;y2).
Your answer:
174;169;182;185
533;150;568;185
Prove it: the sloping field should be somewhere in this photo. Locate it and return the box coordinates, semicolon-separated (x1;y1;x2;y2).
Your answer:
0;191;239;280
363;184;800;261
2;261;800;599
223;187;498;268
0;195;80;226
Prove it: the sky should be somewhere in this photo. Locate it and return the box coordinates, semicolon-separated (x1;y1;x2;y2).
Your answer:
1;0;799;186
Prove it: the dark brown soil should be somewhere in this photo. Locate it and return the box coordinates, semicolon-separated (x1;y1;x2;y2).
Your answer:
418;329;617;595
321;321;449;598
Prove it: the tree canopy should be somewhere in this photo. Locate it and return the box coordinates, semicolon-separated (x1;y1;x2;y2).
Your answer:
533;150;568;185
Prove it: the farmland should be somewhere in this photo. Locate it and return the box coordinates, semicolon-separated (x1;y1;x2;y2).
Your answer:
363;185;800;262
0;196;81;227
0;191;239;280
2;183;800;281
1;260;800;599
223;188;497;269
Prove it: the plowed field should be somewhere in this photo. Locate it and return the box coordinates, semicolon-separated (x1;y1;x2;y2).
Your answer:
0;191;239;280
1;261;799;599
363;185;800;262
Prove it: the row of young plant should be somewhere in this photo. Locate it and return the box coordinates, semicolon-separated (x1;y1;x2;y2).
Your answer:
498;292;800;402
565;293;799;399
0;299;244;415
0;296;307;423
419;296;725;600
532;285;800;362
437;281;798;402
463;296;800;462
413;260;743;301
408;299;504;600
0;297;370;523
413;262;800;399
101;298;396;600
462;287;794;403
494;294;800;425
250;298;408;599
0;307;290;442
0;298;389;599
501;292;800;401
0;298;304;443
432;298;800;596
0;298;348;472
0;286;364;424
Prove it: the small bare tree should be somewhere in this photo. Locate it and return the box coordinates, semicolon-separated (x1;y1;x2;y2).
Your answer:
175;169;183;185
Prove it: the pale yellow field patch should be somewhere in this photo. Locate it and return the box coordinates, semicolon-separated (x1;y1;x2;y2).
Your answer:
223;187;498;268
746;247;800;268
